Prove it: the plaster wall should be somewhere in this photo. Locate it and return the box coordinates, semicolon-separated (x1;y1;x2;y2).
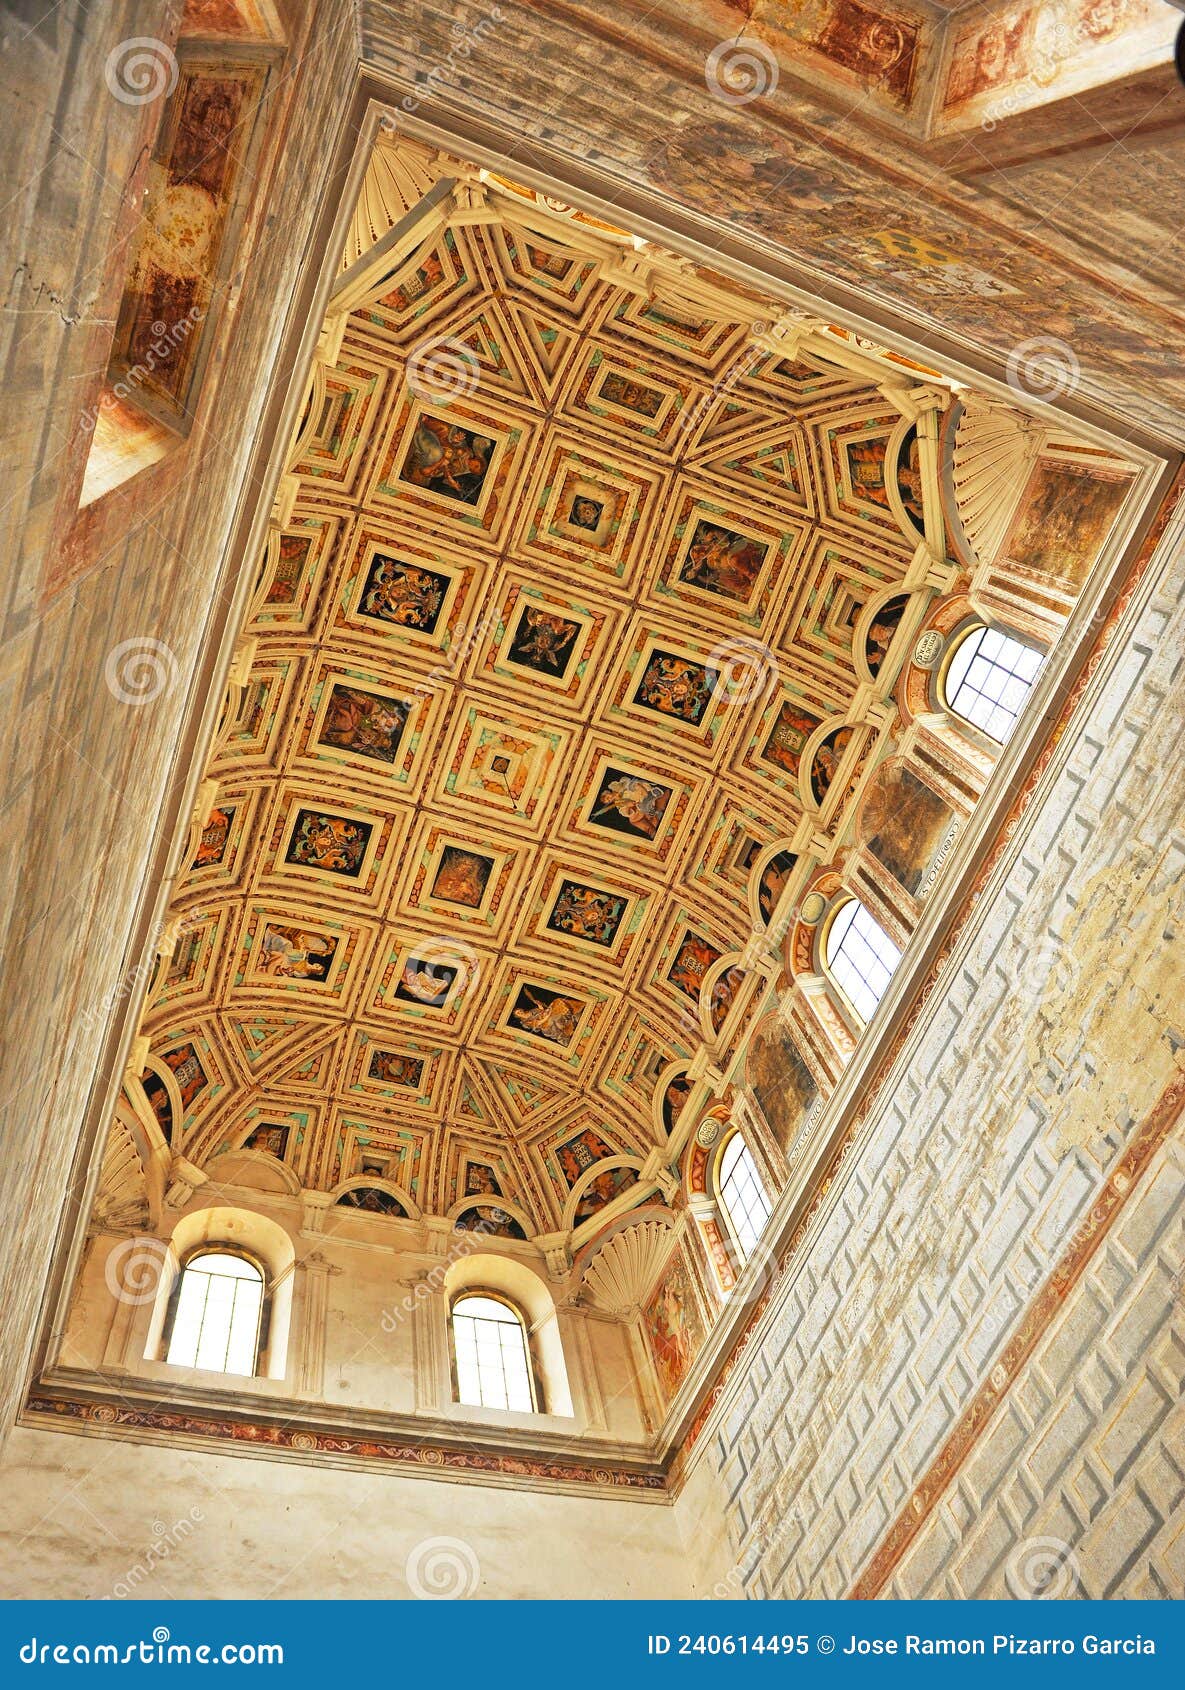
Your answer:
0;0;361;1435
57;1204;650;1444
0;1425;687;1600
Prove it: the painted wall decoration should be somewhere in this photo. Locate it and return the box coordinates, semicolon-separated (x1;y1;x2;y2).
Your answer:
507;606;581;675
809;725;855;805
632;651;715;724
758;849;798;923
318;684;409;764
663;1073;694;1134
243;1122;289;1157
859;762;955;897
284;809;372;877
106;57;269;422
193;806;234;868
399;415;494;503
338;1186;407;1216
574;1164;638;1226
455;1205;527;1239
357;554;450;632
747;1020;820;1150
814;0;921;105
556;1126;618;1186
431;846;494;908
546;881;628;948
258;923;338;982
678;520;767;601
589;767;673;840
643;1239;708;1402
895;425;924;529
668;932;723;1002
865;594;908;677
464;1162;504;1197
763;702;822;778
140;1070;174;1141
368;1050;425;1088
509;983;585;1047
937;0;1172;131
1002;459;1133;591
710;965;747;1032
395;957;456;1006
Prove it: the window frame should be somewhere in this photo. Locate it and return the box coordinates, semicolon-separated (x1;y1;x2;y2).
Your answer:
939;621;1044;745
714;1130;772;1267
822;896;903;1027
163;1245;267;1379
449;1289;540;1415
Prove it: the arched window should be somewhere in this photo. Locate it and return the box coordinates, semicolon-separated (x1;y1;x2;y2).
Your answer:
942;624;1043;743
717;1133;772;1264
165;1250;264;1377
824;898;902;1025
451;1293;537;1412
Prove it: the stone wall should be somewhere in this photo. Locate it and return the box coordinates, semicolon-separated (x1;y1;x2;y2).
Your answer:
672;500;1185;1598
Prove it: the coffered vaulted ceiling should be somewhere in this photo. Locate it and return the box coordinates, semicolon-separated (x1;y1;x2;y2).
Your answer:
131;135;953;1249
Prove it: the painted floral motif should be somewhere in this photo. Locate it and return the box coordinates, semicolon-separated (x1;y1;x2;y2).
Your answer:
284;809;372;877
546;881;627;947
633;651;714;724
358;554;449;632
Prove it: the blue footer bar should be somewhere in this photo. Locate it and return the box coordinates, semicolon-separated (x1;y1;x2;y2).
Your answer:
0;1602;1181;1686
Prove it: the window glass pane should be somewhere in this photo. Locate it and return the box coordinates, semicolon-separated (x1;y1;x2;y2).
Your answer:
944;625;1042;743
718;1134;771;1264
452;1297;534;1412
825;900;902;1025
166;1252;262;1377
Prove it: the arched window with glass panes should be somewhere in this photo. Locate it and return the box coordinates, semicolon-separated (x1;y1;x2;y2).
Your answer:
450;1292;538;1412
941;623;1043;743
164;1250;265;1377
716;1132;772;1266
824;898;903;1025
